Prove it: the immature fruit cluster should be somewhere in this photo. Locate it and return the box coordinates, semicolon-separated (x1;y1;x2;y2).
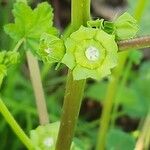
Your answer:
30;122;82;150
0;51;20;86
38;12;139;80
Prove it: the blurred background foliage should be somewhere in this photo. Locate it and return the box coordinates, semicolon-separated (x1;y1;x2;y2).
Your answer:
0;0;150;149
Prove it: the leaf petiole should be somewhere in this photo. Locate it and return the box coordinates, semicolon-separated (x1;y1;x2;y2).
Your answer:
13;38;25;52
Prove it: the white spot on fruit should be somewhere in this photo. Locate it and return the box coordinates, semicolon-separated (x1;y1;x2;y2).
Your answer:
85;46;100;61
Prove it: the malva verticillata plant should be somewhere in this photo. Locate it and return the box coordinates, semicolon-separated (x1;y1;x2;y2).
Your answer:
0;0;150;150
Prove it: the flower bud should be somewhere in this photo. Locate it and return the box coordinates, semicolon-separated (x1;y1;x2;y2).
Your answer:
4;51;20;67
30;122;60;150
38;33;65;64
30;122;82;150
114;12;139;40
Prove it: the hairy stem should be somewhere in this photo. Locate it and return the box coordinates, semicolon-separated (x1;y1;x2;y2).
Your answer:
26;51;49;125
56;71;86;150
118;36;150;51
56;0;90;150
0;98;34;149
96;0;147;149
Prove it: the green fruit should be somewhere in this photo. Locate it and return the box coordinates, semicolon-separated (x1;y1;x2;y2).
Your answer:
62;26;118;80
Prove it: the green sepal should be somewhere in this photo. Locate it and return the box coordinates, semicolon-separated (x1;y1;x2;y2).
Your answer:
103;21;115;35
61;38;76;69
62;52;75;70
70;26;97;41
38;33;65;64
4;1;58;54
114;12;139;40
87;19;104;29
73;65;99;80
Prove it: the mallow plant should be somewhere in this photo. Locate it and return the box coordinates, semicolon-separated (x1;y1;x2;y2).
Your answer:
0;0;150;150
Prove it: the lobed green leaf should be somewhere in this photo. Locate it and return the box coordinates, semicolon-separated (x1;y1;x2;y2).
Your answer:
4;2;57;54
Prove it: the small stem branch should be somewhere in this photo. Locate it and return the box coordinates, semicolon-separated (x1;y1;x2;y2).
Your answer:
118;36;150;51
96;75;120;150
111;58;132;127
0;98;33;149
26;51;49;125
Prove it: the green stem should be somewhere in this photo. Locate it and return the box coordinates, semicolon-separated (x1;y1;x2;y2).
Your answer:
71;0;91;30
96;0;147;149
26;51;49;125
56;71;86;150
135;111;150;150
56;1;90;150
41;63;52;81
96;52;128;150
0;98;34;149
13;38;25;52
111;57;132;127
134;0;148;22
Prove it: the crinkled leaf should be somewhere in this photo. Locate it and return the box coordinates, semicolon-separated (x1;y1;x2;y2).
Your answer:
4;2;57;54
